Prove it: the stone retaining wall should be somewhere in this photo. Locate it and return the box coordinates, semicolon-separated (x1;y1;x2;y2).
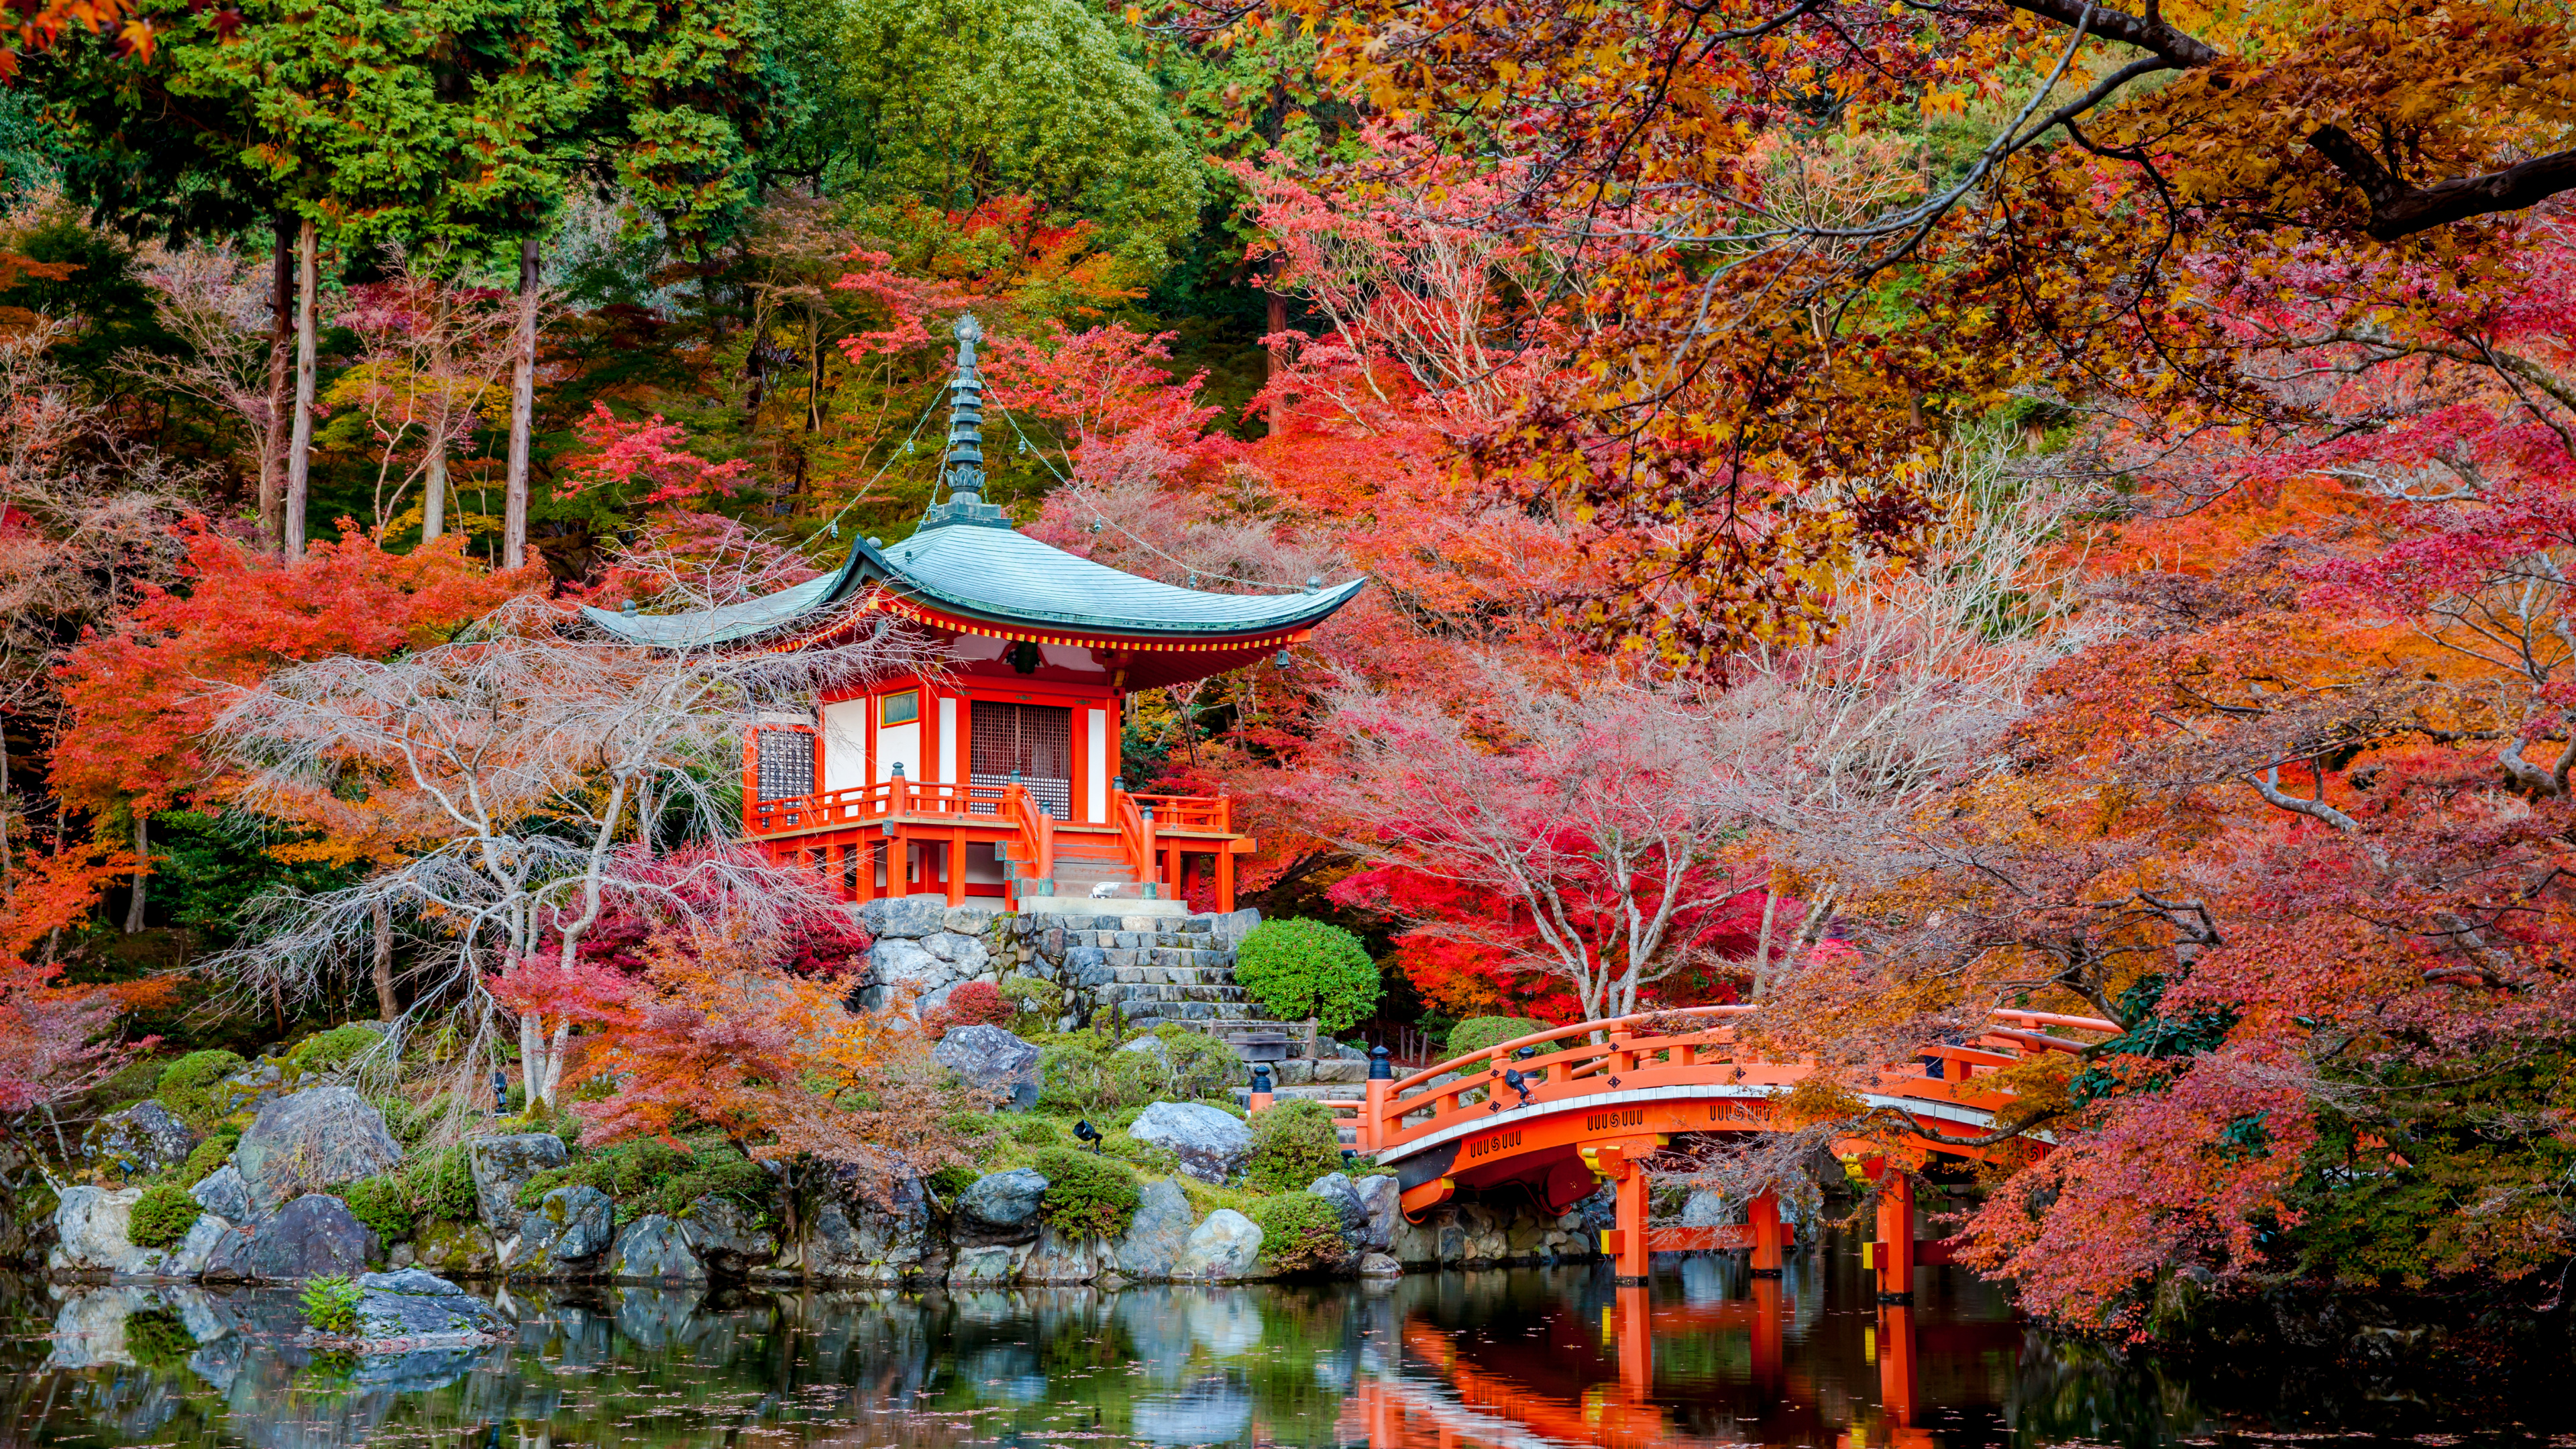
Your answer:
857;896;1265;1032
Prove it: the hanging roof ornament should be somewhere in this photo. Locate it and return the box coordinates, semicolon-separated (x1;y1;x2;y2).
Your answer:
924;313;1012;530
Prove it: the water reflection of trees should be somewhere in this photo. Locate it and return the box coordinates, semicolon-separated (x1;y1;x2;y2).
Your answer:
0;1267;2555;1449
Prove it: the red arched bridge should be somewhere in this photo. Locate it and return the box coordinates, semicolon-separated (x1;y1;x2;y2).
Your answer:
1269;1005;2115;1294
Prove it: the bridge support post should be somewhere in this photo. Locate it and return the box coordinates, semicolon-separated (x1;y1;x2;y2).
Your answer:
1748;1190;1785;1276
1874;1171;1915;1302
1613;1162;1650;1283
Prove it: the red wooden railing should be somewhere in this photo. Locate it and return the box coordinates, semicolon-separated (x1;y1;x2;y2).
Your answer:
1338;1005;2118;1157
1112;790;1159;897
1002;782;1055;894
746;771;1242;907
744;774;1010;837
1124;791;1232;833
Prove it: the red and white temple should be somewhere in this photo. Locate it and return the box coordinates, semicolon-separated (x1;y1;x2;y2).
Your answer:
586;316;1362;914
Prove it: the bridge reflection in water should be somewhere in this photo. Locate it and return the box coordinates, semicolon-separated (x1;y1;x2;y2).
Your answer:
1344;1245;2025;1449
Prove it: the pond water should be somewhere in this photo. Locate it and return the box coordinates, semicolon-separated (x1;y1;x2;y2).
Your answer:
2;1235;2564;1449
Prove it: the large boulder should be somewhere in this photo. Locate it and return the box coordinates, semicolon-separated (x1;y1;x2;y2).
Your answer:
606;1216;705;1283
191;1165;260;1226
49;1186;160;1277
1020;1226;1110;1284
955;1169;1047;1244
1114;1179;1195;1279
466;1133;569;1231
352;1269;506;1346
1680;1189;1732;1227
947;1242;1032;1283
234;1193;378;1280
1128;1102;1253;1184
409;1219;498;1278
511;1185;614;1269
1307;1172;1368;1244
1352;1175;1401;1253
83;1102;199;1179
805;1177;940;1283
231;1087;402;1216
682;1195;778;1274
859;893;951;940
1172;1210;1264;1280
933;1024;1042;1111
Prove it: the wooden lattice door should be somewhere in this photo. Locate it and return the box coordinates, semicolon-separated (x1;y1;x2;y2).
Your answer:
969;702;1073;818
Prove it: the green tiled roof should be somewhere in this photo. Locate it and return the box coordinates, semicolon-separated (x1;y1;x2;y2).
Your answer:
581;526;1361;648
582;313;1362;649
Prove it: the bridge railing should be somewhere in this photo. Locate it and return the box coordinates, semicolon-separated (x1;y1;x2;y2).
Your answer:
1356;1004;2116;1155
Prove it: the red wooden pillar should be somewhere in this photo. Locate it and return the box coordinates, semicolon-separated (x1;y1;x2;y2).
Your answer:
1749;1190;1785;1275
1613;1162;1649;1283
946;826;967;906
1875;1172;1915;1301
1217;846;1236;914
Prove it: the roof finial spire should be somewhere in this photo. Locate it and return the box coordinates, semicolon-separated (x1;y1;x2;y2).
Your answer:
923;314;1012;530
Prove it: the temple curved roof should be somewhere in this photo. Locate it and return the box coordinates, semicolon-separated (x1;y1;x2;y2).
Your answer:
582;314;1363;655
578;521;1364;650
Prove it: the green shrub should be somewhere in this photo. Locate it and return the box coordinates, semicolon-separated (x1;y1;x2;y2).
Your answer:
1039;1028;1152;1116
339;1175;413;1241
1138;1025;1241;1102
300;1274;363;1335
128;1184;203;1249
1252;1191;1350;1273
518;1135;772;1223
288;1025;382;1074
156;1050;246;1118
1030;1147;1141;1238
999;975;1065;1033
928;1163;980;1200
125;1306;197;1370
174;1127;240;1187
1234;919;1379;1034
1244;1099;1347;1193
413;1146;479;1224
1011;1117;1061;1147
1446;1016;1555;1059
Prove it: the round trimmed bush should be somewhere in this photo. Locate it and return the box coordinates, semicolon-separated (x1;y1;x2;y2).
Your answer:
1012;1116;1062;1147
1252;1191;1350;1273
175;1128;240;1187
128;1184;203;1249
1234;919;1379;1034
339;1174;415;1242
1031;1146;1142;1238
156;1050;246;1118
924;980;1015;1039
1447;1016;1554;1059
289;1024;382;1073
1245;1098;1346;1193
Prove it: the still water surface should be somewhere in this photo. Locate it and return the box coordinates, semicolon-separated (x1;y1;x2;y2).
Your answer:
3;1238;2563;1449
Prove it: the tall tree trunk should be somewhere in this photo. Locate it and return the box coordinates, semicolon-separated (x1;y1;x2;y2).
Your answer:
122;812;147;934
422;288;451;542
372;899;398;1020
284;217;319;562
260;223;294;557
503;232;539;571
1264;270;1288;431
0;714;13;880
